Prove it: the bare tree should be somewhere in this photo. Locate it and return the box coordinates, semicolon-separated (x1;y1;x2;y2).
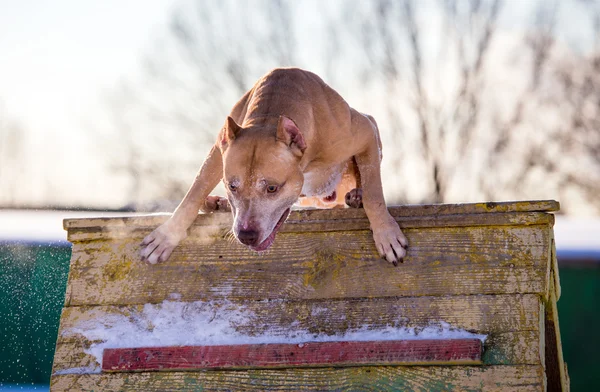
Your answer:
342;0;600;212
106;0;303;209
108;0;600;213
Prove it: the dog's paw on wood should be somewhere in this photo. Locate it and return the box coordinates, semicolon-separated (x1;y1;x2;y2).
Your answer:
140;222;186;264
203;195;231;212
372;218;408;267
345;188;363;208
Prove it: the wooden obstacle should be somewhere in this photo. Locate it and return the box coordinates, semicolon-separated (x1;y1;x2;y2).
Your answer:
50;200;568;391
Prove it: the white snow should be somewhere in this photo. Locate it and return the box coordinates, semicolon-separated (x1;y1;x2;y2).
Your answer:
58;299;487;375
52;366;101;375
0;209;142;244
554;216;600;257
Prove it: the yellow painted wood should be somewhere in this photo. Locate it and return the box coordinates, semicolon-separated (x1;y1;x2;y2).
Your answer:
64;225;552;306
63;200;558;243
63;199;559;230
52;342;100;375
51;200;565;391
551;234;561;300
57;295;542;335
51;365;546;392
65;212;555;243
545;278;569;392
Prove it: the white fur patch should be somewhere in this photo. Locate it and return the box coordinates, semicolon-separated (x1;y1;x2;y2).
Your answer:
301;167;343;197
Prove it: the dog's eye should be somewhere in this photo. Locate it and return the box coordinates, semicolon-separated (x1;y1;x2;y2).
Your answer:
266;185;278;193
228;183;237;192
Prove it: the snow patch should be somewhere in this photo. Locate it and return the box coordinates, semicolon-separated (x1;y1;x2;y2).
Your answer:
52;366;101;375
58;300;487;375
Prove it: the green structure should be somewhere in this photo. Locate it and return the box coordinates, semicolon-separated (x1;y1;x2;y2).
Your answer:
0;242;70;389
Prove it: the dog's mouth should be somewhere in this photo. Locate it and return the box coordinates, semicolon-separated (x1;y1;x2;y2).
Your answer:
249;208;291;252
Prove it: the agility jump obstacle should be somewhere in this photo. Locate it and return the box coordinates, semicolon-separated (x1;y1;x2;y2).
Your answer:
50;200;568;391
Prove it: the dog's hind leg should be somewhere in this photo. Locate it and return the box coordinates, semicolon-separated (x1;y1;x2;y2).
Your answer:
204;195;231;212
345;188;363;208
344;157;363;208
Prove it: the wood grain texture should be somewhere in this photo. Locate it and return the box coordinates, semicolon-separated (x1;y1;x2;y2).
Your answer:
51;365;546;392
64;225;552;306
102;339;483;372
52;201;561;391
63;199;559;230
64;211;554;243
545;279;569;392
551;235;561;300
52;330;541;378
57;295;543;337
52;295;543;375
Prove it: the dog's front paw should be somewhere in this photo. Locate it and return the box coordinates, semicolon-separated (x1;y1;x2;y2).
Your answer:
140;221;187;264
372;218;408;266
345;188;363;208
203;195;231;212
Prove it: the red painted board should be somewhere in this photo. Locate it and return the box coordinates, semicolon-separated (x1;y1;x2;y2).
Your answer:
102;338;482;372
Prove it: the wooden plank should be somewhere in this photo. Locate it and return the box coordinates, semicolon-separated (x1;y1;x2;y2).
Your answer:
102;339;482;372
64;211;554;242
51;365;546;392
52;295;542;375
64;225;551;306
53;330;539;376
52;341;101;375
482;331;543;365
551;236;561;300
57;295;542;338
544;278;569;392
63;200;560;230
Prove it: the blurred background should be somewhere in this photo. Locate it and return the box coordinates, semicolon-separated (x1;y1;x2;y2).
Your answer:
0;0;598;390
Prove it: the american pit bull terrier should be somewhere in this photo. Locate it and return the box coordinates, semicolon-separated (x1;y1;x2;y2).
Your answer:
140;68;407;265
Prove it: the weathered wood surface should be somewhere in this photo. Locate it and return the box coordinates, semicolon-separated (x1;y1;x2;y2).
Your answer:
62;200;559;244
53;330;540;375
51;200;565;391
545;279;569;392
57;295;542;337
64;199;560;230
550;235;561;300
64;225;552;306
64;211;555;243
52;294;543;374
103;339;483;372
51;365;546;392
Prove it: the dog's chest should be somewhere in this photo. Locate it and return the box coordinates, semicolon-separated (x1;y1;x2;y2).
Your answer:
301;163;344;197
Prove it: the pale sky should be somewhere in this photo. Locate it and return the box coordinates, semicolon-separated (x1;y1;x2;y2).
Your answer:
1;0;595;139
0;0;598;210
0;0;178;206
0;0;176;129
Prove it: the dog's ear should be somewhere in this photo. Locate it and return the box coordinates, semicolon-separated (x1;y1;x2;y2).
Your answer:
220;116;241;151
277;116;306;157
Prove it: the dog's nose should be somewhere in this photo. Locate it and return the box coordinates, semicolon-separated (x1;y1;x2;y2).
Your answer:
237;229;259;246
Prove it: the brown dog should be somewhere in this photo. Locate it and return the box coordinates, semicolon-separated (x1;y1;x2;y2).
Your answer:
140;68;407;264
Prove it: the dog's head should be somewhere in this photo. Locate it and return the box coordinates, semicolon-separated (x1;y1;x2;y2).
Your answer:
219;115;306;251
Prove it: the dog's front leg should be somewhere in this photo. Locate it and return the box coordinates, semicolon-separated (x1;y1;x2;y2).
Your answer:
353;115;408;265
140;144;223;264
